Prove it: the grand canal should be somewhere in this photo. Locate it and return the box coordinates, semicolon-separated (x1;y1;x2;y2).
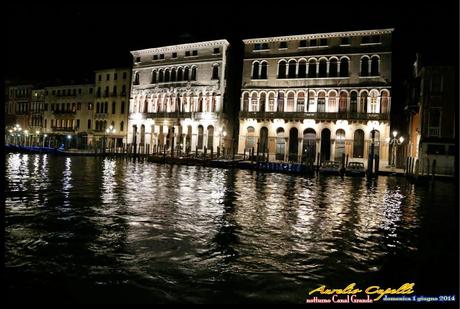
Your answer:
5;154;458;303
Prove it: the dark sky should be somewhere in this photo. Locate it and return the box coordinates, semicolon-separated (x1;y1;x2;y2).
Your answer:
5;2;459;129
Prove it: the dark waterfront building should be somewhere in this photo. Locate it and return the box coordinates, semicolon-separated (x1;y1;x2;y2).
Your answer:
404;54;456;175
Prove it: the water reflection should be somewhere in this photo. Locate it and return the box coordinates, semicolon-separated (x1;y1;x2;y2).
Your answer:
5;154;457;303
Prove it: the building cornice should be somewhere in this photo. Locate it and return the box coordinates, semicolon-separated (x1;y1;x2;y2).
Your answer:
243;29;395;44
131;39;230;56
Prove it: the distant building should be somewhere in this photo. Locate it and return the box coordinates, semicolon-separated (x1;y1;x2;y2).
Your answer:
93;68;131;148
128;40;232;155
404;55;456;175
238;29;393;167
30;89;45;133
42;84;94;147
6;85;33;130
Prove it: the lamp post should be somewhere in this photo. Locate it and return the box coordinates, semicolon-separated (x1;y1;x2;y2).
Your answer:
8;129;13;144
35;130;40;147
43;134;48;148
386;130;404;170
220;130;227;157
13;124;22;145
24;130;29;146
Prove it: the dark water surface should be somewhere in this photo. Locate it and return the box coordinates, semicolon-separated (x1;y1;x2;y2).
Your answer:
5;154;459;303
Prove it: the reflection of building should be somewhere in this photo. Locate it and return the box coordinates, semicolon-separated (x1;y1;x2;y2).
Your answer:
93;68;131;147
404;54;456;175
128;40;232;154
238;29;393;166
42;84;95;147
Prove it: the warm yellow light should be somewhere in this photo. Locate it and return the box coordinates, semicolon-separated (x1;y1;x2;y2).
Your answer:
399;136;404;143
392;130;397;137
36;130;40;134
386;137;390;143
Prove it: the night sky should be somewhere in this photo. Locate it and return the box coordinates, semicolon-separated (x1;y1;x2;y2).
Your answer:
5;2;459;129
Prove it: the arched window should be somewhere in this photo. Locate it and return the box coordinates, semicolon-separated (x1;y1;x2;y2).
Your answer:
246;126;255;150
317;92;326;112
308;91;315;112
335;129;346;160
288;60;297;78
289;128;299;162
360;92;368;113
243;93;249;111
308;59;316;78
151;71;157;84
353;129;364;158
329;58;338;77
191;67;197;80
171;68;177;82
320;128;331;162
371;56;380;76
297;92;305;112
164;69;170;82
318;59;327;77
212;64;219;80
211;93;217;112
252;62;260;79
158;70;164;83
339;91;347;113
120;121;124;132
260;62;268;79
177;68;183;81
278;61;287;79
197;125;204;149
198;94;203;112
328;92;336;112
370;129;380;156
380;91;389;113
287;92;295;112
133;72;139;85
259;93;266;112
370;91;378;113
277;92;284;112
340;58;349;77
184;67;190;81
207;125;214;149
251;93;258;111
260;127;269;154
268;93;275;111
361;57;369;76
276;128;285;161
350;91;358;112
298;60;307;78
302;128;316;163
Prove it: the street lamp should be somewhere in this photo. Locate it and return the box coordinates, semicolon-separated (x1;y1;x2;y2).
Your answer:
35;130;40;147
386;130;404;169
43;134;48;148
24;130;29;146
13;124;22;145
67;134;72;149
105;125;116;152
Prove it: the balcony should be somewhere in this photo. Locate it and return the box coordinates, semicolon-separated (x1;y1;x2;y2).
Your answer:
52;110;76;116
239;111;389;121
145;111;192;119
428;127;440;137
52;126;77;132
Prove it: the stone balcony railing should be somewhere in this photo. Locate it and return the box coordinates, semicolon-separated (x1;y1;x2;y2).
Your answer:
239;111;389;121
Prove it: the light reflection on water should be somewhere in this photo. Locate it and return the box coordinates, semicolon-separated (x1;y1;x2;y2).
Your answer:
5;154;457;303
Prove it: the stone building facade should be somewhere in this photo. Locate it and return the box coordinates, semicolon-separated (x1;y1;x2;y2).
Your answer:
238;29;393;167
128;40;232;155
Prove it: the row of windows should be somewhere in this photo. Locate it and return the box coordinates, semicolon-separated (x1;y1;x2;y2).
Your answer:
49;88;93;96
94;120;124;132
252;55;380;79
253;35;381;51
242;90;390;113
132;94;219;113
97;72;128;82
96;85;127;97
244;127;378;159
133;65;218;85
95;101;126;114
135;48;221;63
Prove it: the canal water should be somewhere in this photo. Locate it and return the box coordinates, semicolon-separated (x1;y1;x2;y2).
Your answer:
5;154;459;303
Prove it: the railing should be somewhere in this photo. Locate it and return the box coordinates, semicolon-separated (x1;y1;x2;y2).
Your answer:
51;126;77;132
239;111;389;121
146;112;193;119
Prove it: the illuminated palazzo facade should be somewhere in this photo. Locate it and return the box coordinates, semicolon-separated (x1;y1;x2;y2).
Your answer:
128;40;231;154
238;29;393;166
